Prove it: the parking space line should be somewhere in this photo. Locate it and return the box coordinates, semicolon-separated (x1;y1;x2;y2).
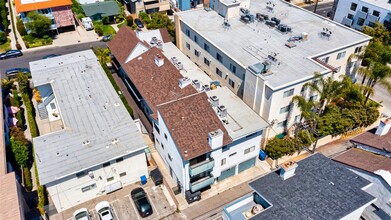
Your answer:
128;196;141;220
110;199;121;220
145;190;160;219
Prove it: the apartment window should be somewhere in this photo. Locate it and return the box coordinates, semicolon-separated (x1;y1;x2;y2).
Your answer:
194;49;200;57
337;51;346;60
107;177;114;182
283;89;294;98
116;157;123;163
230;64;236;74
321;56;329;63
294;115;301;122
76;171;86;178
155;138;160;145
361;6;368;13
221;158;226;166
155;125;160;134
216;53;223;63
244;146;255;154
50;103;56;110
347;13;354;19
277;120;287;128
216;68;222;77
357;18;365;26
368;22;375;27
204;57;210;66
229;79;235;88
204;43;210;52
119;172;127;177
164;133;168;140
229;152;237;157
186;42;190;50
354;46;362;54
81;183;96;192
350;3;357;11
194;35;198;43
185;29;190;37
103;162;110;167
38;9;50;14
168;153;173;161
335;66;341;73
161;143;164;149
280;105;291;114
373;10;380;17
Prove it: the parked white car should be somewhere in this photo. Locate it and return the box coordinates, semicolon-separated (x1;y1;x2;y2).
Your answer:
95;201;115;220
73;208;91;220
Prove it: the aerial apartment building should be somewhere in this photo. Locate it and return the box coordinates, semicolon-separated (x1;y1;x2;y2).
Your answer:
30;50;149;212
175;0;371;136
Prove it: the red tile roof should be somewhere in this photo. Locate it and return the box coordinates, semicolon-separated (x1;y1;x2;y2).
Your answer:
333;148;391;173
350;127;391;151
157;92;232;160
107;26;145;64
15;0;72;13
0;172;24;220
122;47;197;119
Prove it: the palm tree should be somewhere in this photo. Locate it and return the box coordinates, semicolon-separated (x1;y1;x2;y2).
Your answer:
292;96;316;122
335;75;373;105
363;63;391;104
94;47;111;64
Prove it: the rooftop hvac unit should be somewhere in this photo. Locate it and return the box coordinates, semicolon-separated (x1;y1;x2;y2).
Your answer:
171;57;178;64
218;105;227;117
179;77;192;88
266;20;276;27
271;17;280;25
193;79;201;90
278;24;292;33
177;62;184;70
88;171;94;179
157;41;163;49
240;8;249;14
210;95;219;107
203;84;210;91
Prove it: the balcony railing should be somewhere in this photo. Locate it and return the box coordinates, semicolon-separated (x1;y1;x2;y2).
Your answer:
190;175;214;192
189;158;214;177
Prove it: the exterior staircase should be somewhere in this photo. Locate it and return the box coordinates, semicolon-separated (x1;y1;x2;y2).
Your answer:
37;93;55;119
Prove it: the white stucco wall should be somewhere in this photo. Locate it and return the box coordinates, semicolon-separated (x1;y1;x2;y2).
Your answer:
46;150;148;212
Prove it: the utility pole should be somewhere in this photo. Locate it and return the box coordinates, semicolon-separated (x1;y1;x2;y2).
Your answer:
313;0;319;13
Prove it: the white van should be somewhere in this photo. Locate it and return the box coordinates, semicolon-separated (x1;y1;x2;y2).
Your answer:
81;17;94;31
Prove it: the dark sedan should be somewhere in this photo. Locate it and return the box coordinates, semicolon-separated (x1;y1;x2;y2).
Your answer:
135;18;144;29
5;68;31;78
0;50;23;59
131;188;153;218
42;54;60;59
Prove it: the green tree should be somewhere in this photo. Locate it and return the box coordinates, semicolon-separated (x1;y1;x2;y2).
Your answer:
25;12;52;37
10;137;29;168
17;72;30;94
364;62;391;104
292;96;316;121
363;22;391;45
94;46;111;64
17;19;27;36
0;32;6;44
126;15;133;26
102;16;109;25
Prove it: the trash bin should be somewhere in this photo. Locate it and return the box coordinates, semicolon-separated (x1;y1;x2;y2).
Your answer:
259;150;267;161
150;168;163;186
140;175;147;185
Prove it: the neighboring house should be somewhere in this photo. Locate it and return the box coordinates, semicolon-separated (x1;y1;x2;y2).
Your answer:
81;1;120;21
333;0;391;30
350;119;391;157
30;50;149;212
15;0;76;34
108;26;268;198
0;88;27;220
122;0;170;14
175;0;371;136
333;148;391;219
222;153;376;220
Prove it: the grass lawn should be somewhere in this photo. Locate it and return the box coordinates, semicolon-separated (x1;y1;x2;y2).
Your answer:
102;25;116;35
0;38;11;52
23;35;53;49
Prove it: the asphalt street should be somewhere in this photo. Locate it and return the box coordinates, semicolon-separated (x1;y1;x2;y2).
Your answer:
303;1;334;18
0;41;106;77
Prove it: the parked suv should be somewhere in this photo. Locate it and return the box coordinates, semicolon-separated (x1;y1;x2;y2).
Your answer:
135;18;144;28
0;50;23;59
131;188;153;218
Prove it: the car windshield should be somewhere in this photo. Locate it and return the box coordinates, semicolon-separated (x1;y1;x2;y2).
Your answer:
99;207;110;214
102;211;110;216
75;211;88;219
139;198;151;212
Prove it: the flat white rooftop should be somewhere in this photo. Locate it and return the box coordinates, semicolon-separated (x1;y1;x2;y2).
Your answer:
358;0;391;10
178;0;371;89
31;50;147;185
207;87;268;140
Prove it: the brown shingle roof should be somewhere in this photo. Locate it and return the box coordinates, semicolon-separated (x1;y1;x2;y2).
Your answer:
350;127;391;151
107;26;144;64
333;148;391;173
122;47;197;118
159;28;172;43
0;172;24;220
157;92;232;160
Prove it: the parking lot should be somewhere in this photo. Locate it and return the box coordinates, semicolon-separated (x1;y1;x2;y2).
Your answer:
52;180;175;220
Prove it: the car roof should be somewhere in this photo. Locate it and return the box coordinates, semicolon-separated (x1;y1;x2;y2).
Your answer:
131;187;145;195
95;201;110;211
73;208;89;216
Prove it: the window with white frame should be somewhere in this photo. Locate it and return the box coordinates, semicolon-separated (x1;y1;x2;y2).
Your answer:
194;49;200;57
229;79;235;88
280;105;291;114
221;158;226;165
81;183;96;192
277;120;287;128
244;146;255;154
283;89;294;98
186;42;190;50
216;68;222;77
337;51;346;60
204;57;210;66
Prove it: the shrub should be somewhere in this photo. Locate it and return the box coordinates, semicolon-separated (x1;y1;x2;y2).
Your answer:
77;13;84;20
15;109;24;129
0;32;6;44
102;16;109;25
9;126;29;146
2;79;15;92
126;15;133;26
23;167;32;191
15;42;22;50
139;12;151;24
16;19;27;36
94;24;103;36
11;90;21;107
21;93;38;138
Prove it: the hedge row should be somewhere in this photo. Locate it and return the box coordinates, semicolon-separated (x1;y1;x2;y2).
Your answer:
21;93;38;137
